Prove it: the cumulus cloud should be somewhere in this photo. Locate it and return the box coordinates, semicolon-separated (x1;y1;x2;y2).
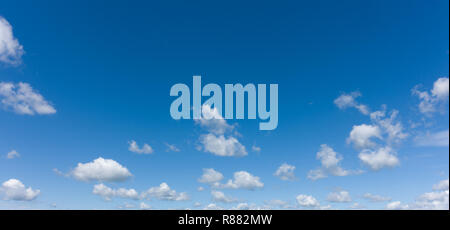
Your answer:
358;146;399;170
347;124;382;149
0;17;24;65
412;77;449;115
71;157;132;182
415;130;449;147
334;91;369;115
363;193;391;202
370;109;408;144
0;179;40;201
274;163;296;181
92;184;140;201
143;183;189;201
6;149;20;159
198;168;224;185
307;144;360;180
296;194;320;208
220;171;264;190
128;140;153;154
0;82;56;115
196;105;233;135
386;179;449;210
211;190;237;203
199;134;247;157
327;190;352;203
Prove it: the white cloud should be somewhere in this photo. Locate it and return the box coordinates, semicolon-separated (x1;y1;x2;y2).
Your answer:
6;149;20;159
363;193;391;202
92;184;140;201
433;179;449;191
211;190;237;203
198;168;224;185
347;124;382;149
164;143;180;152
128;140;153;154
203;203;223;210
0;179;40;201
415;130;449;147
349;202;366;210
221;171;264;190
252;145;261;152
412;77;449;115
431;77;449;100
334;91;369;115
140;202;151;210
274;163;296;181
0;17;24;65
358;146;399;170
327;190;352;203
296;194;320;208
200;133;247;157
71;157;132;182
386;179;449;210
0;82;56;115
143;183;189;201
370;109;408;144
196;105;233;135
307;144;360;180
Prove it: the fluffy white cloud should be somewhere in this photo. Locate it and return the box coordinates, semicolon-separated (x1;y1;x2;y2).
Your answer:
347;124;382;149
334;92;369;115
196;105;233;135
327;190;352;203
221;171;264;190
296;194;320;208
412;77;449;115
0;17;24;65
0;179;40;201
200;134;247;157
211;190;237;203
71;157;132;182
143;183;189;201
358;146;399;170
128;140;153;154
6;149;20;159
433;179;449;191
386;201;408;210
307;144;360;180
198;168;224;185
92;184;140;201
363;193;391;202
274;163;296;181
0;82;56;115
370;109;407;144
415;130;449;147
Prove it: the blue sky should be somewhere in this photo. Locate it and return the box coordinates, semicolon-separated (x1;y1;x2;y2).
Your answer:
0;0;448;210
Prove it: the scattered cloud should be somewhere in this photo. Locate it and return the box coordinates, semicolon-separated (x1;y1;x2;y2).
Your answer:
334;91;369;115
412;77;449;115
71;157;132;182
198;168;224;185
274;163;296;181
220;171;264;190
199;134;247;157
308;144;360;180
415;130;449;147
6;149;20;159
252;145;261;152
164;143;180;152
296;194;320;208
196;105;233;135
0;17;24;65
358;146;399;171
0;82;56;115
92;184;140;201
347;124;382;149
327;190;352;203
211;190;237;203
0;179;40;201
363;193;391;202
142;183;189;201
128;140;153;154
